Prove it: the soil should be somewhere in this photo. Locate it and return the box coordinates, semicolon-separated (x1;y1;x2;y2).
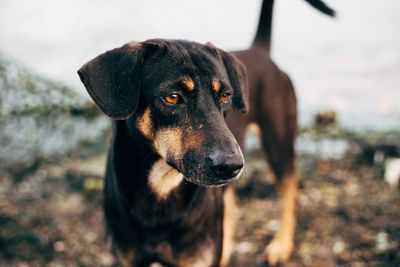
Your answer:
1;146;399;267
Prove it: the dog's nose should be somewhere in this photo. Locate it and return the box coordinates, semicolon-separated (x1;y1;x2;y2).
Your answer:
208;152;243;179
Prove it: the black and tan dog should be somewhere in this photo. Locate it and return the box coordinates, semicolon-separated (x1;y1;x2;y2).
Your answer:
77;1;334;266
78;40;247;267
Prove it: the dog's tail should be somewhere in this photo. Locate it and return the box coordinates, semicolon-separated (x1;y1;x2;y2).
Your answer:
304;0;336;17
253;0;335;50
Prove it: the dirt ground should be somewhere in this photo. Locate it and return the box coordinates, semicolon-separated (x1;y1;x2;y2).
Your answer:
1;145;399;267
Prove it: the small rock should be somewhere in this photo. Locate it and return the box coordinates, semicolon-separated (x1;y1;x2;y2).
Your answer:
375;232;390;252
332;240;346;254
384;158;400;187
53;241;66;252
236;241;256;254
98;252;114;265
267;219;280;233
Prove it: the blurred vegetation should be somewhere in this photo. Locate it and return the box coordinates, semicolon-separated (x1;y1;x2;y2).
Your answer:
0;55;110;172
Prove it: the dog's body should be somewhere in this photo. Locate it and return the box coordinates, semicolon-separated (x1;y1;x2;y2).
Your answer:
78;1;334;266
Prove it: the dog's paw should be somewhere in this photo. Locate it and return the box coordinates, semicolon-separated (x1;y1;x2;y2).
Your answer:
264;236;293;266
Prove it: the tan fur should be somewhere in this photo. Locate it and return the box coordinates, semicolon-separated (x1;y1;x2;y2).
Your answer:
154;127;205;160
220;187;238;267
137;108;155;140
212;79;221;93
183;130;204;152
154;128;183;159
182;78;195;91
148;159;184;200
125;41;141;51
265;171;299;265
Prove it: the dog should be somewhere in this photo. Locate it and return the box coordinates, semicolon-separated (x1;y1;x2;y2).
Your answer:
77;1;335;266
227;0;334;264
78;40;248;267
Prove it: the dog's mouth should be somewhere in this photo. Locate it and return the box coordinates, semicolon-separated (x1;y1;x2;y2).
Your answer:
181;167;243;188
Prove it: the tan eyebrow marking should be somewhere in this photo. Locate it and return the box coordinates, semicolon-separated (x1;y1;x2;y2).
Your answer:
212;79;221;93
182;78;195;91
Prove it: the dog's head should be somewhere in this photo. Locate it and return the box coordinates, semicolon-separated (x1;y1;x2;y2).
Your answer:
78;39;248;186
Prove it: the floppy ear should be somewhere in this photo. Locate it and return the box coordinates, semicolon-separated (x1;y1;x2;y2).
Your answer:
77;42;144;119
219;50;249;113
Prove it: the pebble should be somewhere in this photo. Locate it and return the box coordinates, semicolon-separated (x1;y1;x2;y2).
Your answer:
375;232;390;252
384;158;400;187
98;252;114;265
267;219;280;232
53;241;66;252
332;240;346;254
236;241;256;254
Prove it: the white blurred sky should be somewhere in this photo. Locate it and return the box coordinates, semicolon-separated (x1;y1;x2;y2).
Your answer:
1;0;399;129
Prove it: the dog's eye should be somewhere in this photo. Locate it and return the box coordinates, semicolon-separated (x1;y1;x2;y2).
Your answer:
220;92;232;103
163;94;181;105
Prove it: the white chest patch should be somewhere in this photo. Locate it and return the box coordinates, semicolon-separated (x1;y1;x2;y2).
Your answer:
148;159;184;200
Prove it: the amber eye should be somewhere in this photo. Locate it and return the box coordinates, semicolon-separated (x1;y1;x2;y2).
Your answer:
163;94;181;105
220;92;232;103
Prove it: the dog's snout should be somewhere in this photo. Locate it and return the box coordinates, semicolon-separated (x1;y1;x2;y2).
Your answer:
208;152;243;180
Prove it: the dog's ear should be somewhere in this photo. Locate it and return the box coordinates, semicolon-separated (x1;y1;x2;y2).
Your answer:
77;42;145;120
219;50;249;113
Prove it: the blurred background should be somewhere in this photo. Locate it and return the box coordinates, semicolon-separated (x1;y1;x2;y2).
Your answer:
0;0;399;266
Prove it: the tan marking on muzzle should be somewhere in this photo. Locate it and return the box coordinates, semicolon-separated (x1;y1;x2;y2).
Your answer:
148;159;183;200
154;128;183;159
137;108;155;140
182;78;195;91
212;79;221;93
183;129;204;152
